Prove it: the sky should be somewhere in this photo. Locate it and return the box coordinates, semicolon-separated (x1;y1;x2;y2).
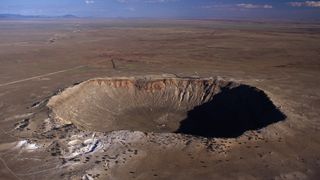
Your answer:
0;0;320;21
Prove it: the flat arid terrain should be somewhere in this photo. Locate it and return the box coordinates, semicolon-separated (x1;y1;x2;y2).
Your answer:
0;19;320;180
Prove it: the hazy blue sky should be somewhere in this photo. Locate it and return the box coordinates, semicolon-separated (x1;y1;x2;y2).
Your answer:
1;0;320;20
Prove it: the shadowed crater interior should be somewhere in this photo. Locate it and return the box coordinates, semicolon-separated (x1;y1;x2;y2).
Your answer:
176;85;286;138
47;75;286;138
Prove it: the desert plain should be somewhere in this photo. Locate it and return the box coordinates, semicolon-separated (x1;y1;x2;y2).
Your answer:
0;19;320;179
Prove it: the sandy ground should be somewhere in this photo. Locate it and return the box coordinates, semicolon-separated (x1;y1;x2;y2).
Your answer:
0;19;320;180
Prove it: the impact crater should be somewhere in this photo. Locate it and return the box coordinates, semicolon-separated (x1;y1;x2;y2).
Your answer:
47;75;286;138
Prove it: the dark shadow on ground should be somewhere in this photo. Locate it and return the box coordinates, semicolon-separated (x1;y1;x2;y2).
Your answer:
175;85;286;138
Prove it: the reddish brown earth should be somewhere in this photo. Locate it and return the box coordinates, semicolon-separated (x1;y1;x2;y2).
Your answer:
0;19;320;180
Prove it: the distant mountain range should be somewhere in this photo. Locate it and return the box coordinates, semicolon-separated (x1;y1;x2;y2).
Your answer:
0;14;78;19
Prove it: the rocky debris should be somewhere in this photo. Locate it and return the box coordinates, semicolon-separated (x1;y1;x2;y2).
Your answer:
14;118;29;130
14;140;39;151
48;141;63;156
30;99;48;109
65;133;104;159
82;174;94;180
9;116;239;179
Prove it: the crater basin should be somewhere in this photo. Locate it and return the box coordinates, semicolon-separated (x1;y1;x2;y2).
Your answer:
47;75;286;138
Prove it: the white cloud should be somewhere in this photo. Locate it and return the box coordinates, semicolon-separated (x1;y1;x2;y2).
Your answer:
201;4;236;10
237;3;273;9
288;1;320;7
85;0;95;4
